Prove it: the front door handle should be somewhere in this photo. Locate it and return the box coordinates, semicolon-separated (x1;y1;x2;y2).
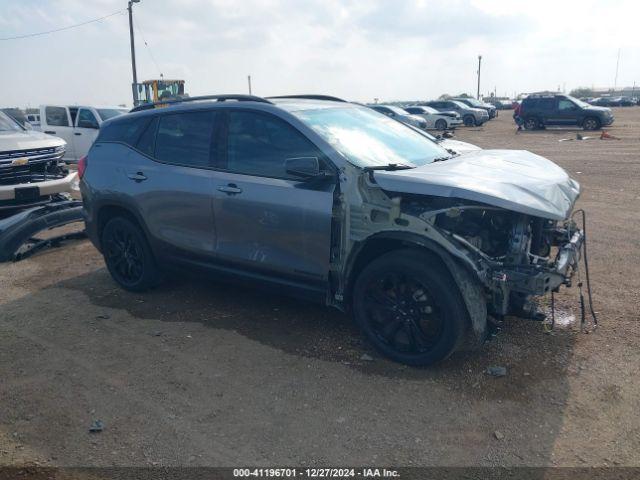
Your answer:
44;130;56;134
217;184;242;195
74;132;82;136
127;172;147;182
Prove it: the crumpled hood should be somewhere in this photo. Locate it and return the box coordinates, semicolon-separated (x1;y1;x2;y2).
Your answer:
0;130;65;151
440;138;481;154
374;149;580;220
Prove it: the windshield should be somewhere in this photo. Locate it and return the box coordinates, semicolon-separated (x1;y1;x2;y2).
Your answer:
0;111;23;132
292;106;449;168
567;96;590;108
97;109;127;121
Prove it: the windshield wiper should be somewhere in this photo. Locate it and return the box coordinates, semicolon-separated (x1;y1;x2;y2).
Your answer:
363;163;415;172
433;156;453;162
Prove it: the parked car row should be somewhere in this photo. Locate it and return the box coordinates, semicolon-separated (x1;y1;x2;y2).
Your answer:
585;96;638;107
368;96;498;132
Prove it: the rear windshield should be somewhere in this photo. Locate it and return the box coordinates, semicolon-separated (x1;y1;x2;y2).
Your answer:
292;106;448;168
97;109;128;121
97;116;151;146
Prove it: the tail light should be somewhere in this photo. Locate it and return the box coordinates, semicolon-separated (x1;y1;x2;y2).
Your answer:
78;155;87;179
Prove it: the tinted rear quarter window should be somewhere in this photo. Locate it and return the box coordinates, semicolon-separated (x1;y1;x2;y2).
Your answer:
97;116;151;147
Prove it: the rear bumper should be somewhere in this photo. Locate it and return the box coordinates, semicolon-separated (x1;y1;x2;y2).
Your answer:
0;172;78;202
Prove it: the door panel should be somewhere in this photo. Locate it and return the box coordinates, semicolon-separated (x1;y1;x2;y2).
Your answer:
212;171;334;281
128;110;220;259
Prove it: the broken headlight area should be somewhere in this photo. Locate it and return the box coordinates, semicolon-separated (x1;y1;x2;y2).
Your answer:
416;199;586;319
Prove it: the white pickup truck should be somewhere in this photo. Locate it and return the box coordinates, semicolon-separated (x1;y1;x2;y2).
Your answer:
38;105;127;163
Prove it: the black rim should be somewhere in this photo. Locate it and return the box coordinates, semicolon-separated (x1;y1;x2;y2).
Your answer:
104;225;144;285
363;272;444;355
526;119;537;129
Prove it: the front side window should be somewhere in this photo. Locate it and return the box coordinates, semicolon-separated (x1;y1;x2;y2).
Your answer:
558;99;576;111
293;105;449;168
155;111;216;168
224;111;322;179
77;109;99;128
45;106;69;127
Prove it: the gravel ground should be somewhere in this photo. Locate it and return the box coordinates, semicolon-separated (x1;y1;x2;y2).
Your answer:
1;108;639;469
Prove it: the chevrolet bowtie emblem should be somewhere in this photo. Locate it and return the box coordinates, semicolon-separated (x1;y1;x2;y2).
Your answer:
11;157;29;166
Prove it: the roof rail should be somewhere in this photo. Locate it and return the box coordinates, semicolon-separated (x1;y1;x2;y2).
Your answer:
130;94;273;112
266;95;348;103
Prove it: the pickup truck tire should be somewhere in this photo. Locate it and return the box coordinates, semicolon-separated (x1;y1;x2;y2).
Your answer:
583;117;601;131
101;216;161;292
463;115;476;127
352;249;467;366
435;119;447;130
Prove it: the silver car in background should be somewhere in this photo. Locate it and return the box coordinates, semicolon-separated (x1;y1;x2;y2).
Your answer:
424;100;489;126
404;105;463;130
369;105;428;130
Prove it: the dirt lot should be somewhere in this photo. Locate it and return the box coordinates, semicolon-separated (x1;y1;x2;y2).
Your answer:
1;108;639;469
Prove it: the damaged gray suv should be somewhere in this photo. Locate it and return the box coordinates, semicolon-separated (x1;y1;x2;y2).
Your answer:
81;94;584;366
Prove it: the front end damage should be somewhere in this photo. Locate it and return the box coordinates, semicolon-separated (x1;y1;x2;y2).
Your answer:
330;151;589;343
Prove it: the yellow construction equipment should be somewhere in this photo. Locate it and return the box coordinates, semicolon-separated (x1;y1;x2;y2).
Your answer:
133;79;186;105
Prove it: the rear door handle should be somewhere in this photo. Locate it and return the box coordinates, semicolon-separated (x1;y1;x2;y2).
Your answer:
217;184;242;195
44;130;56;134
74;132;82;136
127;172;147;182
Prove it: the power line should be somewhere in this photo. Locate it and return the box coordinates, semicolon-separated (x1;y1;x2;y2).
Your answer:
134;21;163;78
0;9;125;41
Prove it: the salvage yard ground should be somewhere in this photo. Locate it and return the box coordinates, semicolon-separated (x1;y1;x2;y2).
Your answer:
1;108;639;468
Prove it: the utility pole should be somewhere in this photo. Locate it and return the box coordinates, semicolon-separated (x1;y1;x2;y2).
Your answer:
248;75;252;95
614;48;621;92
476;55;482;99
128;0;141;106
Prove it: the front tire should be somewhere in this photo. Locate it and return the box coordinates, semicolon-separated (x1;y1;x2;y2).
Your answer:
463;115;476;127
101;216;161;292
583;116;601;131
435;119;447;130
352;249;468;366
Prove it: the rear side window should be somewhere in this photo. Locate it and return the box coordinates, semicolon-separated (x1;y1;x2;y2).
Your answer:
155;111;216;168
97;116;151;147
45;107;69;127
224;110;322;179
135;117;158;157
538;98;555;111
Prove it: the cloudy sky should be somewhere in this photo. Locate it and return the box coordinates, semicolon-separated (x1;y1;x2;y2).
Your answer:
1;0;639;107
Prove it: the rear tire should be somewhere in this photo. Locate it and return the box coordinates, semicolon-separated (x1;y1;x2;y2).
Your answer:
101;216;161;292
435;119;447;130
352;249;468;366
583;116;601;131
463;115;476;127
524;117;539;130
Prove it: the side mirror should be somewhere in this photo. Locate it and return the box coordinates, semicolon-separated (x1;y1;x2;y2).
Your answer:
285;156;321;179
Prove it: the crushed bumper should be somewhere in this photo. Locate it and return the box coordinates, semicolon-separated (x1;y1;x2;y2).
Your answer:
0;199;84;262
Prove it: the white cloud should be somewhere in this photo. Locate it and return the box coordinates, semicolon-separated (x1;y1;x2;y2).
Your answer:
1;0;638;108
